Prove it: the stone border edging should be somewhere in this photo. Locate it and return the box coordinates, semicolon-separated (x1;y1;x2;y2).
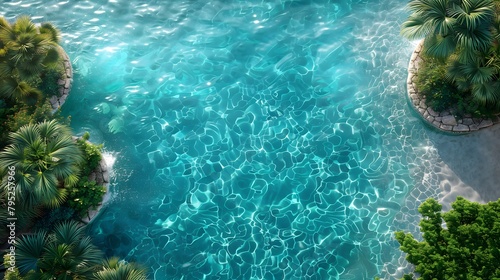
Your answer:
406;40;500;133
49;45;73;111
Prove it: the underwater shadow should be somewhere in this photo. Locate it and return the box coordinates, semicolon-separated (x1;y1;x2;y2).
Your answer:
426;124;500;203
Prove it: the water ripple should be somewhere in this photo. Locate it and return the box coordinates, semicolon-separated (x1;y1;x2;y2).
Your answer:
3;0;498;279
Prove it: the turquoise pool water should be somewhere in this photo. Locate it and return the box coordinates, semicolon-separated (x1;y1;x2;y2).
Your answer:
3;0;482;279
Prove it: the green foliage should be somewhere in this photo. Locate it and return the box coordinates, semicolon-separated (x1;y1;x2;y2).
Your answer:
395;197;500;279
65;176;106;218
94;257;149;280
0;15;63;112
417;57;459;111
15;221;103;279
0;120;82;209
402;0;500;108
0;15;60;83
4;101;53;132
401;0;495;58
13;221;149;280
38;66;64;98
416;56;497;117
3;255;24;280
77;135;103;176
31;206;75;233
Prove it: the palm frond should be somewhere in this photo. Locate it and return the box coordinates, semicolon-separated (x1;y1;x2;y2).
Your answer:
460;63;496;84
401;15;434;39
52;220;85;246
73;236;104;266
33;172;59;206
42;47;60;65
455;25;493;52
94;258;149;280
37;243;75;277
39;22;61;43
12;15;37;35
0;16;11;29
63;172;81;188
0;77;32;100
0;121;81;208
472;80;500;103
423;34;457;58
16;232;48;274
44;188;68;208
0;58;15;76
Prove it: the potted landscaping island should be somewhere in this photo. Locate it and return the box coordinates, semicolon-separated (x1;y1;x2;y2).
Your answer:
0;16;147;279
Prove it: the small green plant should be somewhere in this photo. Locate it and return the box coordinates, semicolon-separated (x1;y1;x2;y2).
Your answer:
416;56;496;118
77;132;103;176
3;254;24;280
38;66;64;98
416;57;459;112
4;101;54;132
65;176;106;218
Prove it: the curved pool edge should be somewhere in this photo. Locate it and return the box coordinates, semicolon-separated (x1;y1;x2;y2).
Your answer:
50;45;73;112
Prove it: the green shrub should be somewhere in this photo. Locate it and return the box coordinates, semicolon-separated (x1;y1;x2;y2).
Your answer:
416;57;460;112
416;56;496;118
3;254;24;280
65;176;106;218
395;197;500;279
77;133;103;176
38;66;64;98
5;101;54;132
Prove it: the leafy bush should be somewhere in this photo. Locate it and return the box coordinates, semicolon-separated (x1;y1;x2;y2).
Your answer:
38;66;64;98
416;56;495;118
416;57;457;111
395;197;500;279
4;101;54;132
77;132;103;176
3;254;23;280
64;176;106;218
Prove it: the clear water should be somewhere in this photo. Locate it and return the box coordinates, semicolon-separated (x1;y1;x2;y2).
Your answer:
5;0;500;279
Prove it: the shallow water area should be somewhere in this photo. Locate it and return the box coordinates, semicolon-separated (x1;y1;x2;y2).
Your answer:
3;0;500;279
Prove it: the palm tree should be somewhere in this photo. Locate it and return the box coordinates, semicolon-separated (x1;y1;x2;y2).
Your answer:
14;221;103;279
0;120;82;208
0;16;61;106
401;0;496;58
401;0;500;107
0;16;60;79
0;76;42;104
94;257;149;280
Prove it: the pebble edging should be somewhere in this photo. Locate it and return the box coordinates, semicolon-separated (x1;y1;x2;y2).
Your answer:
49;45;73;111
407;40;500;133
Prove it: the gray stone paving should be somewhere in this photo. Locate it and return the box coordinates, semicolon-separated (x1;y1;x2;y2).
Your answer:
49;46;73;111
407;41;500;133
